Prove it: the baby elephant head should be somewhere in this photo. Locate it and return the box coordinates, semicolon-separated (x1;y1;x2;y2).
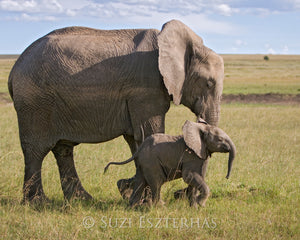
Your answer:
182;120;236;179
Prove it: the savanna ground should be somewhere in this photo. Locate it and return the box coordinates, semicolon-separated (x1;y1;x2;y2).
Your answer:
0;54;299;239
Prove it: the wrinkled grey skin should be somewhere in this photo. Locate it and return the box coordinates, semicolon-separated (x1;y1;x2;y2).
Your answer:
8;20;224;203
104;120;236;207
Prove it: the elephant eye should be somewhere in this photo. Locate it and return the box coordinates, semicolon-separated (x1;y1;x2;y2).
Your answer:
207;79;215;89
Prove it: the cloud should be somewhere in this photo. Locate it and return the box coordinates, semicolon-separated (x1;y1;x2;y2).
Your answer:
18;12;56;21
229;0;300;14
0;0;62;13
0;0;37;12
214;4;237;16
264;43;292;54
0;0;298;36
235;39;247;46
267;48;276;54
1;0;300;21
230;39;247;53
282;45;289;54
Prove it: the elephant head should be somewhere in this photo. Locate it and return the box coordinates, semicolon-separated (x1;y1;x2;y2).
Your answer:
182;120;236;179
158;20;224;126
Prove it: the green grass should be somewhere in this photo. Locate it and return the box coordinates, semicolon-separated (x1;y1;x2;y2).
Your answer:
1;103;299;239
222;54;300;95
1;55;300;239
0;59;15;93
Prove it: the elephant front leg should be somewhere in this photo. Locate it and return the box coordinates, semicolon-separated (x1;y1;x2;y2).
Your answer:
52;143;92;201
197;179;210;207
175;159;209;200
186;185;198;208
183;171;210;207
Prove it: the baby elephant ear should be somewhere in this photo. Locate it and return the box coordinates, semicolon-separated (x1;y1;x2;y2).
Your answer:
182;120;208;159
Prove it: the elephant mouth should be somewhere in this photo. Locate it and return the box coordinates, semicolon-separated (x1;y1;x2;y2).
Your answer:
221;146;230;153
191;96;220;126
191;98;204;118
220;143;231;152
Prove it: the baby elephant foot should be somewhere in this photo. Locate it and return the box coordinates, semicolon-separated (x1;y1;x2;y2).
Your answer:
158;199;165;206
174;188;188;199
197;195;209;207
141;198;153;208
129;197;145;208
143;199;164;207
117;179;133;200
189;200;198;208
198;199;207;207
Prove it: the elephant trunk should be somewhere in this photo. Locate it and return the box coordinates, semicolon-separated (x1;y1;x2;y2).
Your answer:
225;138;236;179
203;102;221;127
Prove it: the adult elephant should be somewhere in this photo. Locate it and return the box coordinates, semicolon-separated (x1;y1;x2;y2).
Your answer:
8;20;224;202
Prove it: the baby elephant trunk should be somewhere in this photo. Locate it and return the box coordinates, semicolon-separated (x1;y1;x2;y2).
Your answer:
226;138;236;179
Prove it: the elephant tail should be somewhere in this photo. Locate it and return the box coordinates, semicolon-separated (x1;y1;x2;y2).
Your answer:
104;155;136;174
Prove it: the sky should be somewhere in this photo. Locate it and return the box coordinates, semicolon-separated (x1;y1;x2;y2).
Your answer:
0;0;299;54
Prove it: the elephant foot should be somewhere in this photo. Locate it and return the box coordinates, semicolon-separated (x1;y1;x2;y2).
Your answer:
157;199;165;207
197;196;208;207
62;182;93;201
190;201;198;209
198;200;206;207
188;198;198;208
117;179;134;200
64;188;93;201
174;188;188;199
22;193;50;205
22;182;49;205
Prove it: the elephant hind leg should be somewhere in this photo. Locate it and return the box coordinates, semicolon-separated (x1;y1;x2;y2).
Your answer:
117;134;139;200
148;184;162;206
145;173;163;206
52;142;92;201
22;142;51;203
129;171;146;207
117;178;134;200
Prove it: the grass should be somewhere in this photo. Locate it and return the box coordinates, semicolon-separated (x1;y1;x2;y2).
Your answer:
1;55;300;239
0;59;15;93
222;54;300;95
1;104;299;239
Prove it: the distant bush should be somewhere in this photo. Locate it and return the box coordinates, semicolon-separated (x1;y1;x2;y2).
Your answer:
264;55;269;61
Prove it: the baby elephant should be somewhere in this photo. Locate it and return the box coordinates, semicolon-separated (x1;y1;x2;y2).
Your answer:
104;120;236;207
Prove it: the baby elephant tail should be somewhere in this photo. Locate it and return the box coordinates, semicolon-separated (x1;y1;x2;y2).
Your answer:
104;156;136;174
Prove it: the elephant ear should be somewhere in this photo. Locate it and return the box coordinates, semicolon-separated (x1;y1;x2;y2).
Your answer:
182;120;208;159
158;20;203;105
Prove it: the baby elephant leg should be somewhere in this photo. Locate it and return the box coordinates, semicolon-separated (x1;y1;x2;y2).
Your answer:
186;185;198;208
148;184;162;206
144;171;164;206
183;171;210;207
129;171;146;207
